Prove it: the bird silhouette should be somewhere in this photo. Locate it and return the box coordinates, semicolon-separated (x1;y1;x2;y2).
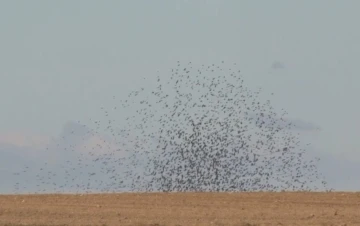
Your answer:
11;61;329;194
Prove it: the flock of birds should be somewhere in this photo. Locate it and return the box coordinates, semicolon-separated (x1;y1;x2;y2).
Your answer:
12;61;329;194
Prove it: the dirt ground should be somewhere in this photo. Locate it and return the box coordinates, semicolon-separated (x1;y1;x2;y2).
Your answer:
0;192;359;226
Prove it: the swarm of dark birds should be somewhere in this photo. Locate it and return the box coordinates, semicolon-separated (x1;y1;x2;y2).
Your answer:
12;61;329;194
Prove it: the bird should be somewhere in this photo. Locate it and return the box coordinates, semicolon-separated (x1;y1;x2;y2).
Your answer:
11;61;329;194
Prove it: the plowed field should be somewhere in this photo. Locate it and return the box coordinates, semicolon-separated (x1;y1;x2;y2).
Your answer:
0;192;359;226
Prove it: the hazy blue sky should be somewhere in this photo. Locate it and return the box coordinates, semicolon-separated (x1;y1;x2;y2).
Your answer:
1;1;360;192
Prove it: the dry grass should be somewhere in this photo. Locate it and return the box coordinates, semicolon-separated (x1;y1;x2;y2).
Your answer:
0;192;359;226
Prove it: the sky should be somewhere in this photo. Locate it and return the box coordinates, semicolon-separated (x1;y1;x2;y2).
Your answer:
1;0;360;193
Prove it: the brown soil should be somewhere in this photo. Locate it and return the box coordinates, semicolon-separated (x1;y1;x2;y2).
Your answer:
0;192;359;226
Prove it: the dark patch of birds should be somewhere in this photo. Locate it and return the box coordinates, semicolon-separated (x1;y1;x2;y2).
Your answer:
11;61;330;194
